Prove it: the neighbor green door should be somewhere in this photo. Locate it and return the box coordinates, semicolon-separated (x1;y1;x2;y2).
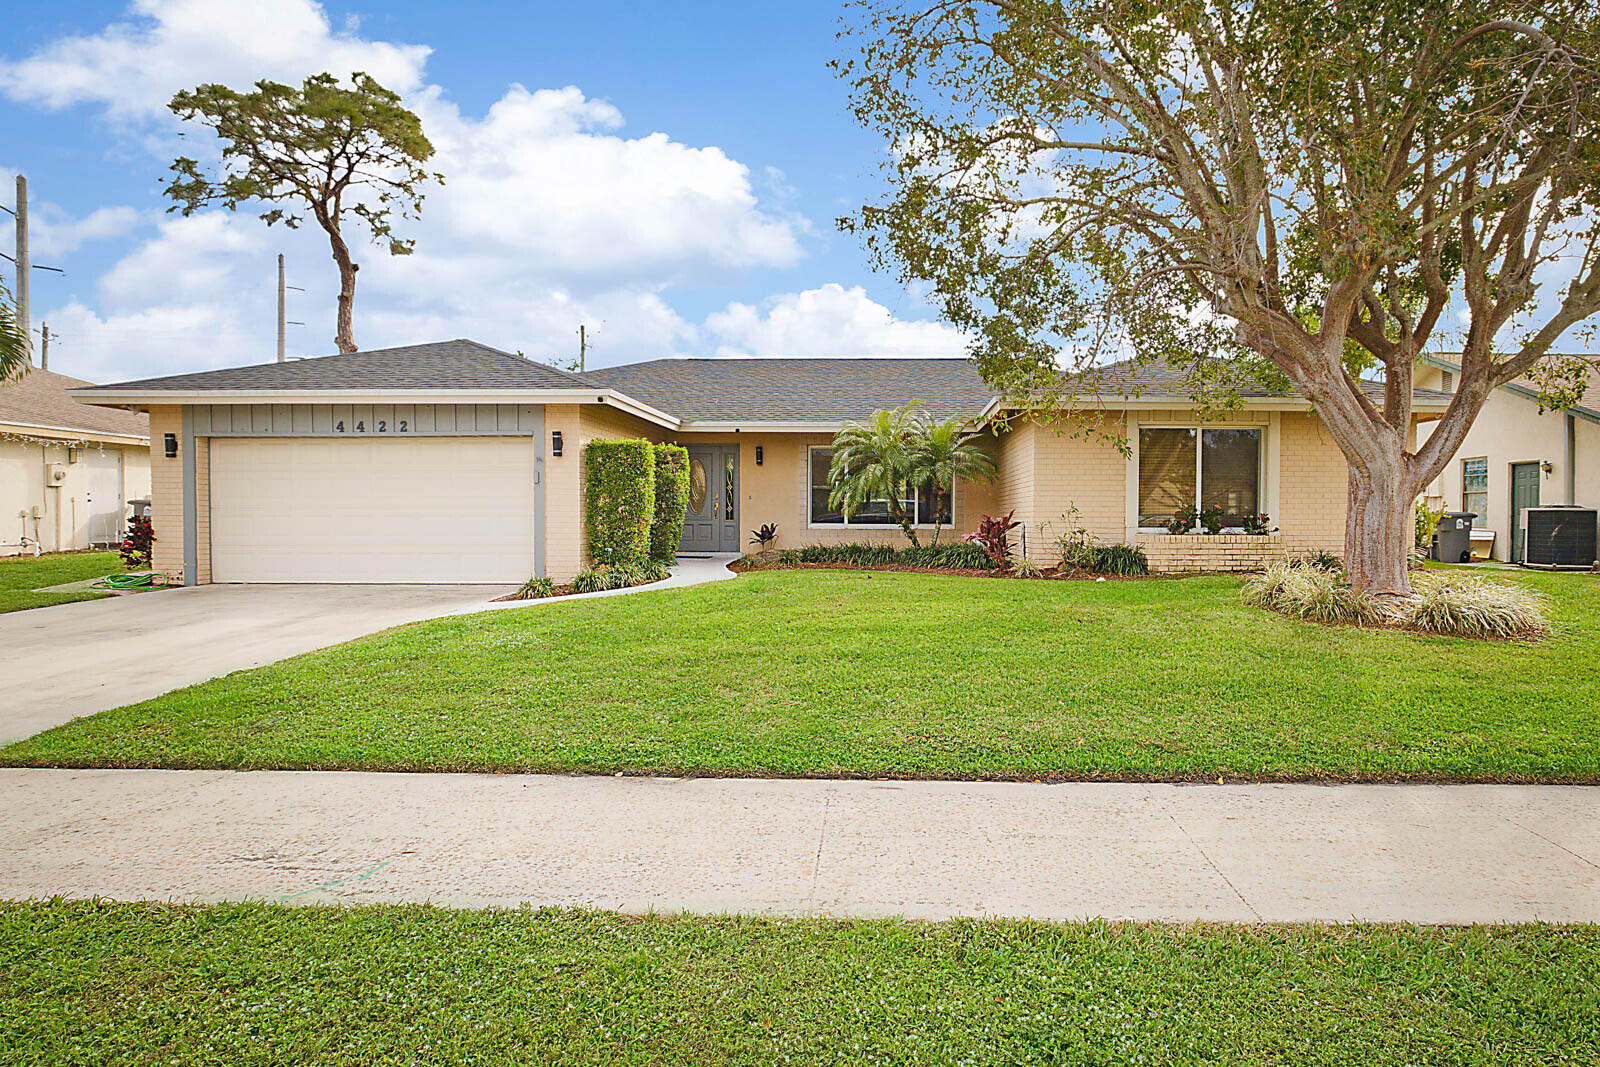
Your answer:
1510;462;1540;563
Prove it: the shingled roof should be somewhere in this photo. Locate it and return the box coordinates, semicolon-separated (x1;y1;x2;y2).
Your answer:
1066;357;1455;407
1;367;148;439
584;358;996;422
78;339;591;392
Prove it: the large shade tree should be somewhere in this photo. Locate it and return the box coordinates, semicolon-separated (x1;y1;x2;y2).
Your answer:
837;0;1600;593
165;72;440;354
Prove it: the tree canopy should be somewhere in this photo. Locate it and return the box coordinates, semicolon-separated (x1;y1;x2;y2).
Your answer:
165;72;441;353
838;0;1600;591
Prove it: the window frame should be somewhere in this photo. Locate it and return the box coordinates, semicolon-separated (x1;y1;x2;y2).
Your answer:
1461;456;1489;527
1135;424;1266;535
806;445;955;530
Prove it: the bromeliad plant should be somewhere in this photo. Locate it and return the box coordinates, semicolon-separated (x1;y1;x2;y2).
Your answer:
748;523;779;553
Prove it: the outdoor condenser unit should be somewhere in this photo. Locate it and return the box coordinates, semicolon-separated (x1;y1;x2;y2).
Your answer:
1521;506;1598;569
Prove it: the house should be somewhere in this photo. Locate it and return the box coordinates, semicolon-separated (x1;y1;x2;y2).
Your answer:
1;367;150;556
1414;355;1600;563
70;339;1450;584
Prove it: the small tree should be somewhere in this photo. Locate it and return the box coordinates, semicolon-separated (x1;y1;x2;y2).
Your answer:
165;72;441;354
0;280;25;381
908;415;998;545
828;403;923;546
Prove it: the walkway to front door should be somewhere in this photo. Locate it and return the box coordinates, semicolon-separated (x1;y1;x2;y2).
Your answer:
679;445;739;553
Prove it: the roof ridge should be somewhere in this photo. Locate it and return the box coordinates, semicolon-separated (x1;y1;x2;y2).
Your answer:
454;338;597;386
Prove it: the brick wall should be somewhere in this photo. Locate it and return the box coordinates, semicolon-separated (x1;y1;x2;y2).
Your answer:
1137;533;1287;573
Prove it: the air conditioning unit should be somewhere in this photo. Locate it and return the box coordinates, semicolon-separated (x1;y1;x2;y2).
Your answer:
46;464;69;486
1522;506;1598;569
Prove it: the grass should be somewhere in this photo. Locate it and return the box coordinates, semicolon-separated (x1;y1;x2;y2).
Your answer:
3;568;1597;782
0;551;124;613
1;901;1595;1065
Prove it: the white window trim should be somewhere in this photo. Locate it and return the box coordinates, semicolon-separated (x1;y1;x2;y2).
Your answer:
805;445;957;530
1129;420;1269;535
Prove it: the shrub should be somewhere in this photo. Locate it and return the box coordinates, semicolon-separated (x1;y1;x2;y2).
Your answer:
572;569;611;594
649;444;690;564
1167;505;1197;535
512;576;557;600
1091;544;1150;576
585;439;656;568
1398;573;1550;638
1012;556;1044;578
761;542;997;570
1241;561;1386;625
1298;551;1343;572
748;523;779;551
1414;499;1445;551
639;561;672;583
1240;512;1272;535
964;510;1020;570
120;514;155;569
1199;504;1226;535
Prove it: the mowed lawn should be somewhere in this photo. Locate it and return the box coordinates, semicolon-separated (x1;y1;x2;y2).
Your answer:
0;550;123;613
2;901;1596;1065
4;568;1597;781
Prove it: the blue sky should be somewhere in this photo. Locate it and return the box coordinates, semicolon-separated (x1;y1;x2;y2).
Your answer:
2;0;964;381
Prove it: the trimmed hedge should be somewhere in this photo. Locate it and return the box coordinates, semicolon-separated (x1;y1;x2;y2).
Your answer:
762;542;997;570
650;444;690;564
585;439;656;568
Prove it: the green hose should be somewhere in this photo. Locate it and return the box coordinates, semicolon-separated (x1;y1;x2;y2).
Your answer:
91;572;174;591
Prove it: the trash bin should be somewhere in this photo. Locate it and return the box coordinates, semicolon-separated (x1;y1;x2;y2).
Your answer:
1432;511;1475;563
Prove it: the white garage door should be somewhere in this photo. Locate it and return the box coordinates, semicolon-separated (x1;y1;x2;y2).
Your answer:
209;437;536;583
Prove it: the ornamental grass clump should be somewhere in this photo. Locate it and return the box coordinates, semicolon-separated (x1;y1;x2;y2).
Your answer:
1241;561;1386;625
1398;573;1551;639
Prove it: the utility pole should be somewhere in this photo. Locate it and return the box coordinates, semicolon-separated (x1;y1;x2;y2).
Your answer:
277;253;286;362
39;323;48;371
14;175;28;362
578;323;587;373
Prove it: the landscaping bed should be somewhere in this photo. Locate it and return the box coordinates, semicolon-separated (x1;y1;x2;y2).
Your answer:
2;900;1594;1065
5;568;1596;783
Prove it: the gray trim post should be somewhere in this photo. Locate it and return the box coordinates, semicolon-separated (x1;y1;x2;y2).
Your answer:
181;406;198;586
532;406;546;578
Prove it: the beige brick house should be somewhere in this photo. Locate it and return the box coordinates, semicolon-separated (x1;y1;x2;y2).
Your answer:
70;339;1450;584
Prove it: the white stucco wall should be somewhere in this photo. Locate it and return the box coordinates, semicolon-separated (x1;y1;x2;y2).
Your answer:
1416;365;1599;562
0;434;150;555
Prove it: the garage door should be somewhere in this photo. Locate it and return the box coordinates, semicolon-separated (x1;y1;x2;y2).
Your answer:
209;437;536;583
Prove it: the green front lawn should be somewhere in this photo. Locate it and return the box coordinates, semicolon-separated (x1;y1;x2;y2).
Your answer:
2;901;1594;1065
5;568;1596;781
0;550;124;613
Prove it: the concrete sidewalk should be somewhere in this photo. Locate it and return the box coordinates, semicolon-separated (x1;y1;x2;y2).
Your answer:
3;770;1595;922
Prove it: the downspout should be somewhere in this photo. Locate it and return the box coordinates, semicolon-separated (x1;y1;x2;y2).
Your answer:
1566;413;1578;505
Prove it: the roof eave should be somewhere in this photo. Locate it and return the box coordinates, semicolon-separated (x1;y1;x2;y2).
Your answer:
69;387;682;430
0;418;149;446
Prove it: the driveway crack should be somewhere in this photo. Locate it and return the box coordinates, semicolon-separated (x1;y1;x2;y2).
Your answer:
1169;813;1262;921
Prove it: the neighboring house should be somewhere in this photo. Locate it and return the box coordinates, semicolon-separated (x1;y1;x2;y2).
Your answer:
1;367;150;557
1415;355;1600;563
70;339;1450;585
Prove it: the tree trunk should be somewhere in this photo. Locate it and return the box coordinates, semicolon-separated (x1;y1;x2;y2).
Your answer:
323;217;359;353
1344;461;1416;596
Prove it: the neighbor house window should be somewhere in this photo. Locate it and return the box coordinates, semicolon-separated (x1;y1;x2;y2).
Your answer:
1462;457;1488;527
1138;427;1262;530
808;447;952;526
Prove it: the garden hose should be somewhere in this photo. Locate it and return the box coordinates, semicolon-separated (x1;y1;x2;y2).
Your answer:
91;572;174;591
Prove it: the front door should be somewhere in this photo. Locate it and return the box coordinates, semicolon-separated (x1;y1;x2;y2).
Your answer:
679;445;739;553
1510;462;1540;563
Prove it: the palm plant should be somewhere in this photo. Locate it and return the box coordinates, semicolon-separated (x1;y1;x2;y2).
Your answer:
908;415;997;546
0;281;27;382
827;402;922;545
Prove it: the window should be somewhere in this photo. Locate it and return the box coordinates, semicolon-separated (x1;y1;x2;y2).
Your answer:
808;447;952;526
1462;457;1488;527
1138;426;1262;530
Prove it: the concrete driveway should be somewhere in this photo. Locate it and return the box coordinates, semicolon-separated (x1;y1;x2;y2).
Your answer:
0;584;511;744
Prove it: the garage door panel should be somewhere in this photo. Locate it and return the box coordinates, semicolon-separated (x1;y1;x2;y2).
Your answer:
209;436;535;583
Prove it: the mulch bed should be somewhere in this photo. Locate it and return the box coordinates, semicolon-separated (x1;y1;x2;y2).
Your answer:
729;558;1153;581
490;575;668;603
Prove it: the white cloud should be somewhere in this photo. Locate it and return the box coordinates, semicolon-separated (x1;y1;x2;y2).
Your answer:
703;284;969;359
0;0;430;121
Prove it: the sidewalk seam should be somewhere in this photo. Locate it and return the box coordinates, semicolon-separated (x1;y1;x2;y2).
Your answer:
1169;813;1262;921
